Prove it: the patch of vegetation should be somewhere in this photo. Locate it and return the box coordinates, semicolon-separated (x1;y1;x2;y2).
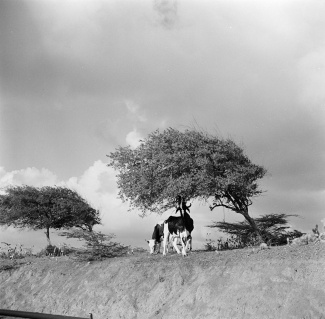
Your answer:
207;214;304;249
59;229;130;261
0;242;36;259
0;259;23;272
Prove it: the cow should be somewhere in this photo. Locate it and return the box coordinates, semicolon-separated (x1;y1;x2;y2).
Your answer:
146;221;165;254
146;228;183;254
46;245;61;257
163;211;194;257
58;243;67;256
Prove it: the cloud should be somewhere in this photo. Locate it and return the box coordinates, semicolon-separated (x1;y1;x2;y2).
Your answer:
63;161;134;231
65;160;118;204
153;0;178;29
123;99;148;149
126;129;143;149
125;100;147;123
0;167;58;191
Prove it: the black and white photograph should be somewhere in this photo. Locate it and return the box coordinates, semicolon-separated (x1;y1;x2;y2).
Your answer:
1;0;324;318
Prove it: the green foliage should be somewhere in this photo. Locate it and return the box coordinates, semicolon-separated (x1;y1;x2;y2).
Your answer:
59;229;129;261
0;185;101;243
208;213;303;247
108;128;267;217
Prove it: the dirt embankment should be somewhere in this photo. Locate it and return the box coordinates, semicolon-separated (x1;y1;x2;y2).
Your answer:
1;244;325;319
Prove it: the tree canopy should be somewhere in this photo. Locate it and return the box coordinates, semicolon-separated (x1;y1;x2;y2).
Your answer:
0;185;101;245
108;128;267;237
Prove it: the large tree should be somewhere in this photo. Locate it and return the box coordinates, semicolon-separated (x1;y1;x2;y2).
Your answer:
108;128;267;239
0;185;101;245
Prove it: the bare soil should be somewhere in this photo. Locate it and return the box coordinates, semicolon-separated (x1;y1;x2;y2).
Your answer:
1;244;325;319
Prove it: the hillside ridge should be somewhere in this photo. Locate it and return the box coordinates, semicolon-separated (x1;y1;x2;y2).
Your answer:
1;244;325;319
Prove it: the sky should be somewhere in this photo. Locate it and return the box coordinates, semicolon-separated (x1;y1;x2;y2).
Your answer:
0;0;325;252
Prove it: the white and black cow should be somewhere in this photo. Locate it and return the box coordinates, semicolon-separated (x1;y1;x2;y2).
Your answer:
147;224;184;254
163;211;194;257
146;221;165;254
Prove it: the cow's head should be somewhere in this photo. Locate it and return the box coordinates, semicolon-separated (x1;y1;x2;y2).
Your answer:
146;239;157;254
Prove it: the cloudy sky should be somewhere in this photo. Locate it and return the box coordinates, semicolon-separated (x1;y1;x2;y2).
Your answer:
1;0;324;251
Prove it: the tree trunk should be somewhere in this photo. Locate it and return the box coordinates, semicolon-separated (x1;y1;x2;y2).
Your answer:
44;227;51;246
240;210;264;243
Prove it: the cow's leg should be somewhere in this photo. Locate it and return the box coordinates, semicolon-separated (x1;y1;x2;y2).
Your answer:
180;233;187;256
167;238;172;254
183;232;191;252
163;223;169;256
186;235;192;251
185;238;189;251
156;241;161;254
163;235;170;256
172;236;182;254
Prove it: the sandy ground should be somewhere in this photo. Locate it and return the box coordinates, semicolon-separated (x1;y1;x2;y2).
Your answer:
1;243;325;319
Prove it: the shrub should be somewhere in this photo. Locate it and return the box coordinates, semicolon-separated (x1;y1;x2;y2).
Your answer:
59;229;130;261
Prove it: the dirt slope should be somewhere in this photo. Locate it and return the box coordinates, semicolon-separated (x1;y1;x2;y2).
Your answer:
1;244;325;319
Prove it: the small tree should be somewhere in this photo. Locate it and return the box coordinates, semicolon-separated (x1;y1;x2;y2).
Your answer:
108;128;267;239
208;213;303;246
0;185;101;245
59;229;129;260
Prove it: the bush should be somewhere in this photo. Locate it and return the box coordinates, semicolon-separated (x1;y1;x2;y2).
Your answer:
208;213;304;248
59;229;130;261
0;243;34;259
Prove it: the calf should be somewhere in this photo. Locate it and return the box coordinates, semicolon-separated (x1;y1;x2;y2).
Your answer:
163;211;194;257
146;221;164;254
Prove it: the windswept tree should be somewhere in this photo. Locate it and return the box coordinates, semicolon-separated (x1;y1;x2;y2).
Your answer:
108;128;267;239
0;185;101;245
208;213;304;247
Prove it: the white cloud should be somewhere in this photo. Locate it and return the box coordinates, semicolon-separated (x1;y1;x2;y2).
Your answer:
64;161;129;231
125;100;147;122
65;160;117;198
126;129;143;149
0;167;58;191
